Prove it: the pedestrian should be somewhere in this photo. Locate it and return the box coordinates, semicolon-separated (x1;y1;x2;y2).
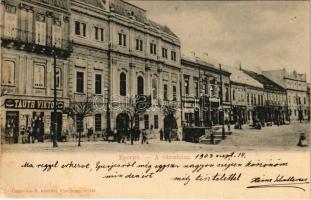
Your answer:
297;132;308;147
159;128;163;141
121;129;127;143
134;127;140;141
27;127;34;143
141;129;149;144
166;129;171;143
210;132;215;145
117;129;121;143
239;118;243;129
130;128;135;145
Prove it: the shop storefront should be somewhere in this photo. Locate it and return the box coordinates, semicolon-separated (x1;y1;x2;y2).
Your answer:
2;98;65;144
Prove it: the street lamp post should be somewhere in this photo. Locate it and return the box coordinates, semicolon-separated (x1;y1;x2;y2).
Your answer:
52;47;58;148
219;64;225;140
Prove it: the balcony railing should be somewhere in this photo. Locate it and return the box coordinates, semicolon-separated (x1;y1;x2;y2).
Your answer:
0;26;72;58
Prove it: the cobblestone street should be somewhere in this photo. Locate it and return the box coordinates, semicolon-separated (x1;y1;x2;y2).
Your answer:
2;122;309;153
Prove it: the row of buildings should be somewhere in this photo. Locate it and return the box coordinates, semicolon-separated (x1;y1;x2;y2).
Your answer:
1;0;310;143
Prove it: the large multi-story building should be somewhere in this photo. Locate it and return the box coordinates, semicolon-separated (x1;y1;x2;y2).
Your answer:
67;0;182;139
1;0;71;144
263;69;309;121
181;56;231;128
1;0;309;144
224;66;264;125
243;70;288;124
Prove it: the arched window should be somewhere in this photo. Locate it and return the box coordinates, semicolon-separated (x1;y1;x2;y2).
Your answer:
137;76;144;95
120;72;126;96
152;78;158;99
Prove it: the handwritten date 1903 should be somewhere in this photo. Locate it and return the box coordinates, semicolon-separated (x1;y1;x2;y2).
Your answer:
195;152;246;160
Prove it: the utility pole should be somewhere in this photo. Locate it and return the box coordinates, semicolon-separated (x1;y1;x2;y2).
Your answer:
219;64;225;140
53;47;58;148
106;43;111;132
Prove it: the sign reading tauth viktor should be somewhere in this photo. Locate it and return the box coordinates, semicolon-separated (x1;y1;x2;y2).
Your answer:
4;99;64;110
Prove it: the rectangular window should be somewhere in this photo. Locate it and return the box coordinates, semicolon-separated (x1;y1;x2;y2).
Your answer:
55;68;62;89
154;115;159;129
304;97;306;104
150;43;156;55
194;81;199;97
118;33;126;46
225;87;229;102
144;115;149;129
118;33;122;45
95;74;102;94
184;78;189;95
94;27;104;41
75;21;86;37
33;64;45;88
162;48;167;58
95;114;102;132
35;21;46;45
171;51;176;61
135;39;143;51
52;24;62;47
4;6;17;38
82;23;86;37
123;34;126;46
2;60;15;85
76;71;84;93
173;85;177;101
75;21;80;35
152;79;158;100
163;84;168;100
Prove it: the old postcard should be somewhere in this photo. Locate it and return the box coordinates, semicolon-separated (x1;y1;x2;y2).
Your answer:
0;0;310;199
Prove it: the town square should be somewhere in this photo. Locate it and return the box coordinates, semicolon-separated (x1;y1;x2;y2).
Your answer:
0;0;310;150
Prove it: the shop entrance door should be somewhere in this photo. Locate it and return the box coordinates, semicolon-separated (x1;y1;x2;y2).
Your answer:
5;111;19;143
51;112;63;141
33;112;44;142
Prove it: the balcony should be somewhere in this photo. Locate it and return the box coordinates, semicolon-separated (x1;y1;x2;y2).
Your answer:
0;26;72;59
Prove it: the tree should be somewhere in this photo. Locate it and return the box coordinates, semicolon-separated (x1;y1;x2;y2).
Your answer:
64;96;94;146
122;95;149;130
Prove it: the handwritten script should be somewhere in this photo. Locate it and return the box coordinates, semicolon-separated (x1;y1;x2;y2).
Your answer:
19;152;309;191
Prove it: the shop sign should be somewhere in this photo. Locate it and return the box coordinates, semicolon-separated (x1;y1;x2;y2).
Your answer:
4;99;64;110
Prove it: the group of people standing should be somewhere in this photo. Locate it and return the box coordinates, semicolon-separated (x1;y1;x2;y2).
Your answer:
105;127;173;145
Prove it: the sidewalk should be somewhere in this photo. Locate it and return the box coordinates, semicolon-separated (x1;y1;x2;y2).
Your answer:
1;122;309;152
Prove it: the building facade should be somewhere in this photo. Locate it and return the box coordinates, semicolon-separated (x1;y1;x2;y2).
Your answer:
181;57;231;128
263;69;309;121
1;0;71;144
67;0;110;138
243;70;288;124
107;0;182;139
225;66;264;125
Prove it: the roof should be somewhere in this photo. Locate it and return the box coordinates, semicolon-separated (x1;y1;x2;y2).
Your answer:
148;20;178;38
109;0;178;38
74;0;105;8
242;69;286;92
223;66;264;89
181;56;231;76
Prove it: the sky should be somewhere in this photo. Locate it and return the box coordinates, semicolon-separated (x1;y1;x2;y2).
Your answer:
129;1;310;81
